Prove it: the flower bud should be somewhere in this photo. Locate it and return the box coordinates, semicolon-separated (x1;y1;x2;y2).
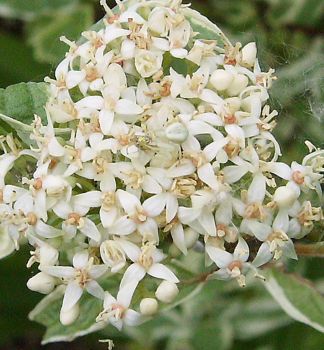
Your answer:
273;186;297;208
242;42;257;67
165;122;189;144
226;74;249;96
140;298;159;316
184;227;199;249
60;302;80;326
155;280;179;304
209;69;234;91
27;272;57;294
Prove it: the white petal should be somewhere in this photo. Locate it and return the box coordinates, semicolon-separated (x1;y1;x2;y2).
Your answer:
62;282;83;311
197;163;219;189
252;242;273;267
73;191;102;208
120;263;146;288
223;165;248;184
178;206;201;224
100;207;117;228
205;246;232;269
48;137;65;157
117;190;141;214
110;216;137;235
114;238;141;262
117;280;139;308
35;220;63;238
165;194;178;222
41;266;74;279
198;212;216;236
104;28;131;45
203;138;229;162
124;309;148;327
99;109;115;135
273;209;289;232
138;219;159;242
245;219;272;241
233;237;249;262
115;99;143;115
166;159;195;178
142;195;165;217
248;172;266;203
80;218;101;242
142;175;162;194
90;265;108;279
86;280;105;299
66;70;86;89
148;263;179;283
75;96;104;110
171;224;187;255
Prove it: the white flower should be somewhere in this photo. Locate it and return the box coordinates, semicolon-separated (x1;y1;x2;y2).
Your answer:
206;237;251;287
100;239;126;273
110;190;160;241
42;250;108;313
115;239;179;288
178;187;228;237
96;280;149;330
135;49;163;78
147;7;175;36
242;210;297;266
52;197;102;242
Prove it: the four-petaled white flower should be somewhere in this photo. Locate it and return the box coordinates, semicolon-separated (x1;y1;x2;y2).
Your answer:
42;250;108;314
115;239;179;288
96;280;150;330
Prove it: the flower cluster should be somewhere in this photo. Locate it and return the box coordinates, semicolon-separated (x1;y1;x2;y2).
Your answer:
0;0;323;332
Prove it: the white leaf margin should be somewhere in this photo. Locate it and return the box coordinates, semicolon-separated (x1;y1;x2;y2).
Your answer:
263;270;324;333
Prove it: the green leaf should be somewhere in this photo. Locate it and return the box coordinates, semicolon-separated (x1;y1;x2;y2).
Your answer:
0;0;78;20
264;268;324;333
0;82;71;144
0;82;49;123
28;276;121;344
26;4;94;64
28;285;106;344
181;7;230;46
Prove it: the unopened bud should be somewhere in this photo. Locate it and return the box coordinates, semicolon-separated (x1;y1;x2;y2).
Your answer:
27;272;57;294
226;74;248;96
273;186;297;208
155;280;179;304
140;298;158;316
60;302;80;326
210;69;234;91
242;42;257;67
184;227;199;249
165;122;189;144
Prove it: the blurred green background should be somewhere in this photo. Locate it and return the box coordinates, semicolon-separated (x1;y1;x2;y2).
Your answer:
1;0;324;349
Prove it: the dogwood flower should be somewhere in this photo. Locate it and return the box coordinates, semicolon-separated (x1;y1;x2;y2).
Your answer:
42;250;108;315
